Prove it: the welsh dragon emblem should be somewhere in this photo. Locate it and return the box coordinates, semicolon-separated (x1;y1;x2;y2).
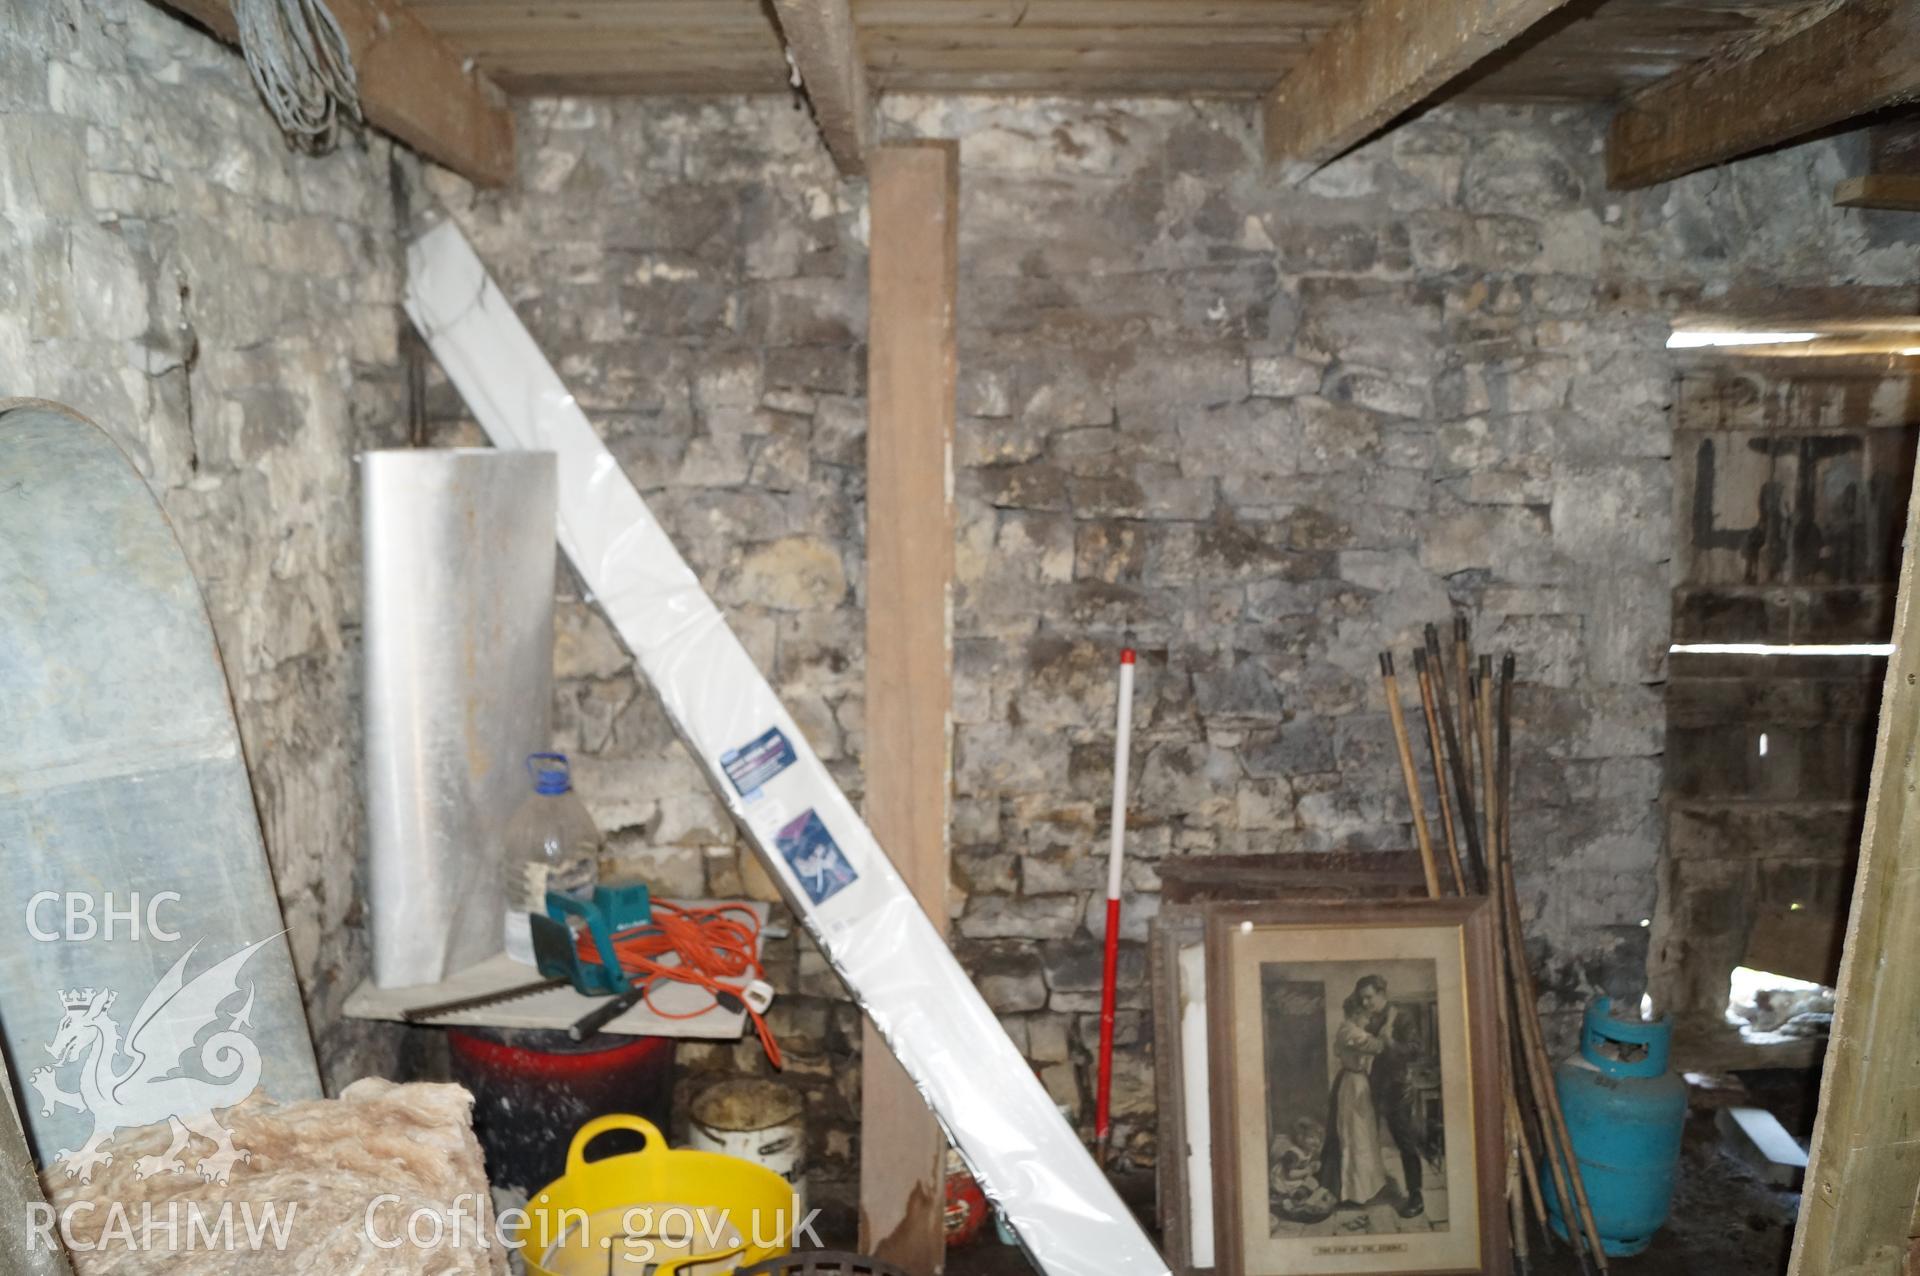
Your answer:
27;937;272;1185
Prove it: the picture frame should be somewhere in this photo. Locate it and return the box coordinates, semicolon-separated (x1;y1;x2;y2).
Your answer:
1152;853;1432;1276
1152;904;1216;1276
1204;898;1506;1276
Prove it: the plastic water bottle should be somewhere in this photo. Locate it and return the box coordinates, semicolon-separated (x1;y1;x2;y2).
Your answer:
502;752;603;965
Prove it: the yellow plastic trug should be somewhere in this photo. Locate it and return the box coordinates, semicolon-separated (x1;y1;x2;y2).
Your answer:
524;1115;797;1276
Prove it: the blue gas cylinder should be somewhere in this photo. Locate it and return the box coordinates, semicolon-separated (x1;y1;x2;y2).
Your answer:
1544;997;1688;1256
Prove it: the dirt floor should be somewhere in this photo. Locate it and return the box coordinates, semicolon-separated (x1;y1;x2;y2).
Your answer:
833;1070;1816;1276
923;1137;1797;1276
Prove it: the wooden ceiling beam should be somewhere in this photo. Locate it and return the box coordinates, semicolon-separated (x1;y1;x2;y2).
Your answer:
152;0;515;187
1608;0;1920;191
1836;175;1920;213
1835;123;1920;213
1261;0;1581;173
855;0;1353;26
769;0;874;177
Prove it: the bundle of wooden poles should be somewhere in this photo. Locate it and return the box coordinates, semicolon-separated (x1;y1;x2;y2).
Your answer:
1378;619;1609;1275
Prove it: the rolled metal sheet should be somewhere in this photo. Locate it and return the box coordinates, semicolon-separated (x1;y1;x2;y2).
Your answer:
362;449;557;987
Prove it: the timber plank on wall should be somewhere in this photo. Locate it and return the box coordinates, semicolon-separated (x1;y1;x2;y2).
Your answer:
1791;424;1920;1275
1672;369;1919;646
859;141;959;1274
1660;363;1918;1025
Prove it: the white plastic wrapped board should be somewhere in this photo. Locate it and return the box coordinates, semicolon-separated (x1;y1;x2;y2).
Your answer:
405;221;1167;1276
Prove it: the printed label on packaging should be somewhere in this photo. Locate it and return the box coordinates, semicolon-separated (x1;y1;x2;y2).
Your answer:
774;810;857;906
721;726;797;800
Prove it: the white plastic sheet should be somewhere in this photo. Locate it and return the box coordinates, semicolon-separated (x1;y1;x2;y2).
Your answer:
405;220;1168;1276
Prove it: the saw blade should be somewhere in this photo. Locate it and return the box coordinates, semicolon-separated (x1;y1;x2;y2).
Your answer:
401;976;569;1023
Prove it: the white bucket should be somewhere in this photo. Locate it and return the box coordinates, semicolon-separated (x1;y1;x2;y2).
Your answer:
688;1078;808;1218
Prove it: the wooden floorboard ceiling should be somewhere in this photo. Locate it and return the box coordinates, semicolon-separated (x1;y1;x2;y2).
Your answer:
398;0;1812;102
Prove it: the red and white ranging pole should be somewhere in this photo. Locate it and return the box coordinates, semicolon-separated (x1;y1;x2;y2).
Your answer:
1094;647;1136;1157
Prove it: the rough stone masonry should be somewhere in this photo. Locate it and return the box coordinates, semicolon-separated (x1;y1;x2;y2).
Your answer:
0;0;415;1087
8;0;1919;1218
417;94;1916;1208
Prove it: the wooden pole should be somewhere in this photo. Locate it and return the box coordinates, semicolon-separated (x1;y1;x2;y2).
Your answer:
1505;1000;1556;1244
1465;656;1547;1251
1500;656;1610;1271
1424;624;1487;891
1511;919;1602;1269
1381;653;1443;900
1510;1153;1533;1272
1454;616;1477;810
1413;651;1469;896
1513;1084;1549;1231
1499;848;1592;1272
1463;652;1486;869
1474;648;1566;1251
1455;628;1547;1258
1478;659;1498;905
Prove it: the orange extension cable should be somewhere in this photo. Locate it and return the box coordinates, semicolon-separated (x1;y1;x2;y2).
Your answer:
573;900;782;1068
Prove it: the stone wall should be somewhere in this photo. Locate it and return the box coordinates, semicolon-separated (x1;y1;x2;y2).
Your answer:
1;0;409;1086
14;0;1915;1209
415;95;1920;1207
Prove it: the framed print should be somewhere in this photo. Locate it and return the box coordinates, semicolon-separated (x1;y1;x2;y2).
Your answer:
1204;898;1505;1276
1152;854;1432;1276
1153;904;1217;1275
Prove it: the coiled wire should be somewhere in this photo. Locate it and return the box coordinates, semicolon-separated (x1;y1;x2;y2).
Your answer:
233;0;363;152
572;901;783;1068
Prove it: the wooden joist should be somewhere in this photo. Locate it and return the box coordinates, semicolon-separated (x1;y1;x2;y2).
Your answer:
1835;123;1920;212
1608;0;1920;191
1835;176;1920;213
1790;462;1920;1275
768;0;873;176
1261;0;1579;171
154;0;514;187
858;141;959;1275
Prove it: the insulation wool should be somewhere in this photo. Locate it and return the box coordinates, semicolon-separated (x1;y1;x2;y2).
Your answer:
41;1080;506;1275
